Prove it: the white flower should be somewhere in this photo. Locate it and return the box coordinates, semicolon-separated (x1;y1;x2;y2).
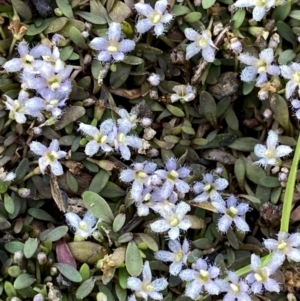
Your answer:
170;84;196;103
150;201;191;240
234;0;275;21
193;173;228;203
78;120;114;156
148;73;161;86
212;195;250;233
218;271;251;301
184;28;216;62
254;130;293;168
135;0;173;37
264;232;300;264
154;157;190;200
179;258;221;298
245;254;280;294
0;168;16;182
127;261;168;300
291;99;300;119
117;109;138;133
155;239;190;275
65;211;98;241
238;48;280;85
30;139;66;176
90;22;135;62
281;63;300;99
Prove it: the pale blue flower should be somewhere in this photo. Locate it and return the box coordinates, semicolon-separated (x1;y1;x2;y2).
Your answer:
280;63;300;99
179;258;221;298
0;168;16;182
212;195;250;233
291;99;300;120
155;239;190;275
238;48;280;85
150;201;191;240
193;173;228;203
90;22;135;62
30;139;66;176
65;211;98;241
245;254;280;294
78;120;114;156
127;261;168;300
135;0;173;37
3;40;50;73
184;28;216;62
117;108;138;133
218;271;251;301
119;161;157;202
170;84;196;103
264;232;300;264
154;157;190;199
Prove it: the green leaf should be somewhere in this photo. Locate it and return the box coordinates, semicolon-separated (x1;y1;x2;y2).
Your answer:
228;137;260;151
110;63;131;89
226;228;239;249
259;176;280;188
108;1;131;23
24;238;38;259
83;191;114;223
26;18;56;36
79;263;91;282
15;158;29;181
75;11;106;24
289;9;300;20
278;50;296;65
166;104;185;117
183;12;202;23
45;17;68;34
76;278;96;299
202;0;216;9
243;158;266;185
11;0;32;19
100;181;126;198
5;241;24;253
126;241;143;277
277;21;296;46
243;81;255;95
135;43;163;55
239;194;261;204
55;106;86;130
66;171;78;193
200;91;217;128
54;263;82;283
40;226;68;242
122;56;144;65
89;169;110;194
70;26;88;49
272;1;291;21
171;5;191;16
270;94;294;136
232;9;245;29
28;208;56;223
224;105;239;130
4;193;14;214
56;0;74;19
14;274;35;290
234;158;245;190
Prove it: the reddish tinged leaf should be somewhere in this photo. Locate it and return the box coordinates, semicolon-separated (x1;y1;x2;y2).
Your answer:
56;239;76;268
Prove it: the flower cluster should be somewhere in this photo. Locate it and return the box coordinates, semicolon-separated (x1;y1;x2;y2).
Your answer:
79;109;143;160
3;40;72;123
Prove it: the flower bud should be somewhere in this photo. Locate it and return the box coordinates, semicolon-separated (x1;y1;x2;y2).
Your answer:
110;64;117;72
149;90;159;100
54;8;63;16
33;294;45;301
140;117;152;127
13;251;24;265
18;188;30;198
287;293;297;301
50;267;58;276
263;108;272;119
37;252;47;265
83;54;92;65
82;31;89;38
82;98;95;106
146;148;159;157
97;292;108;301
147;73;160;86
33;127;43;135
11;297;22;301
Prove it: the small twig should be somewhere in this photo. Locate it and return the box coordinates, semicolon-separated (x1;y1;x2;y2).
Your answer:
191;22;232;86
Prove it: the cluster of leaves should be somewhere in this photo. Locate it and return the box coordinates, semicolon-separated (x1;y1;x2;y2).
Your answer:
1;0;300;300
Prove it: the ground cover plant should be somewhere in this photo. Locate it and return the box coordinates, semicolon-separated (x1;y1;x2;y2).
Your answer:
1;0;300;300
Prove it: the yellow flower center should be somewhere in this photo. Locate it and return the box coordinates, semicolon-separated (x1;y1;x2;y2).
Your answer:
226;206;238;218
46;151;58;163
174;250;183;262
167;170;179;181
292;71;300;84
203;184;212;192
256;0;267;6
196;36;208;48
256;60;267;74
263;149;275;159
136;170;147;180
22;54;34;66
149;12;162;24
79;221;88;231
199;270;210;282
48;76;60;90
95;133;107;144
141;283;154;293
254;268;268;282
277;240;288;251
49;99;59;106
230;283;240;293
117;133;126;144
107;42;119;54
169;216;180;227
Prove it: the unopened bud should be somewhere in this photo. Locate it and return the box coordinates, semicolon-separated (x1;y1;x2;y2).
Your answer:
194;0;201;5
149;90;159;100
110;64;117;72
13;251;24;264
146;148;159;157
18;188;30;198
52;34;67;47
33;294;45;301
140;117;152;127
54;8;63;16
50;267;58;276
83;54;92;65
33;127;43;135
287;293;297;301
11;297;22;301
37;252;47;265
85;22;92;31
82;98;95;106
215;167;223;175
278;172;287;182
263;108;272;119
82;31;89;38
97;292;108;301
